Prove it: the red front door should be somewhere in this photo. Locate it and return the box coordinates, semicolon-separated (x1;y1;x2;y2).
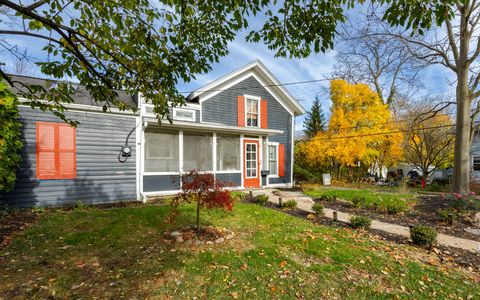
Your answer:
243;139;260;188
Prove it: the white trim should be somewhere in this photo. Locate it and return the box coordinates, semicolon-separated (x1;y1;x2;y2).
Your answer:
135;116;141;201
144;118;283;135
179;130;184;173
267;142;279;178
213;132;217;180
290;116;295;187
266;183;290;188
173;108;196;122
140;121;148;202
18;98;138;117
188;60;305;116
143;190;181;197
240;134;244;188
244;142;258;179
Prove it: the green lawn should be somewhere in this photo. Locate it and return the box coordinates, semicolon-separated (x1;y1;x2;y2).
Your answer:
304;186;417;208
1;202;478;299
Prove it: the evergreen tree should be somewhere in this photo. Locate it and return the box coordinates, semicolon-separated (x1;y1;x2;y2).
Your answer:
303;96;326;138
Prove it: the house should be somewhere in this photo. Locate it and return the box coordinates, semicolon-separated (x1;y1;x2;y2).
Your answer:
1;60;305;207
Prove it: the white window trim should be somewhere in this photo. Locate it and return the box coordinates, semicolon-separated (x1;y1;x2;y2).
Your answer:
245;95;261;128
267;142;279;178
173;108;196;122
245;142;258;179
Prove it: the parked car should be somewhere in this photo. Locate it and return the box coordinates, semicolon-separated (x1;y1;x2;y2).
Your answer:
427;169;452;186
407;170;422;186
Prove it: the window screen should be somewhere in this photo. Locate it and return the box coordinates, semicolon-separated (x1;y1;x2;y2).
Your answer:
216;134;240;171
144;130;179;172
183;132;213;171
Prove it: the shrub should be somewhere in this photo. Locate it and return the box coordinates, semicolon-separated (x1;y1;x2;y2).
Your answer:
282;199;297;209
254;194;269;205
449;193;480;212
410;225;437;249
0;82;23;192
320;195;335;203
311;203;324;215
350;215;372;229
385;201;407;214
438;208;458;223
293;164;319;183
171;170;235;233
352;197;366;208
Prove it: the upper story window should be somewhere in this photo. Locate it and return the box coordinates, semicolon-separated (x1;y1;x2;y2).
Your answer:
173;108;195;122
246;97;259;127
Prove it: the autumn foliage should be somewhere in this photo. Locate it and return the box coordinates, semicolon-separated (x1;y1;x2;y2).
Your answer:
170;170;234;233
299;79;403;179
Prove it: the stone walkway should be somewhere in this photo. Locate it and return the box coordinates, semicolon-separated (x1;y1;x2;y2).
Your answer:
250;189;480;252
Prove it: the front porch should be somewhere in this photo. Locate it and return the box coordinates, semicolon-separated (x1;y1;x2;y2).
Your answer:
138;122;289;198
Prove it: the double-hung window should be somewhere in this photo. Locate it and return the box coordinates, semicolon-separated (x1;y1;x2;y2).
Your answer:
474;156;480;171
246;97;259;127
268;144;278;176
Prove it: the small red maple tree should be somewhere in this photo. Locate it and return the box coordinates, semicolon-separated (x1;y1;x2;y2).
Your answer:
171;170;234;233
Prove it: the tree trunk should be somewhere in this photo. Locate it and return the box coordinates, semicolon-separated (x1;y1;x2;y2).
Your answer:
452;69;471;194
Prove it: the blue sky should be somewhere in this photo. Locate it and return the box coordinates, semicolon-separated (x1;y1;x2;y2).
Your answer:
1;4;457;132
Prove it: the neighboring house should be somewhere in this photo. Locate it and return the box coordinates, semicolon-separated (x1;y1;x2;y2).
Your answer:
471;130;480;183
1;60;305;207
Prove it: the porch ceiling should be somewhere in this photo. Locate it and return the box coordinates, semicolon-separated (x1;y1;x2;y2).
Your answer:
144;118;283;136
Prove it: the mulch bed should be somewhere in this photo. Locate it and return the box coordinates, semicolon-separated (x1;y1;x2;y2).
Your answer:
244;199;480;274
313;196;480;242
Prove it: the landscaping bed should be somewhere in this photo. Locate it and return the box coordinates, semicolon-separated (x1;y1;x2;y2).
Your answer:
245;198;480;273
312;195;480;242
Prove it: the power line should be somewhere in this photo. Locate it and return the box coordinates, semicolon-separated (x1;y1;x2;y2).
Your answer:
306;123;456;141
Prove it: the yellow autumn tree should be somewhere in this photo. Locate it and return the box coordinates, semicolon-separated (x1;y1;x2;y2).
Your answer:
301;79;403;179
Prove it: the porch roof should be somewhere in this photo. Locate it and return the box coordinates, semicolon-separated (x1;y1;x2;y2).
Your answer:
144;118;283;136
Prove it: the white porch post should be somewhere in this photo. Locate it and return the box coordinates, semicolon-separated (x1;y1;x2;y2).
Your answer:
179;130;183;189
213;132;217;180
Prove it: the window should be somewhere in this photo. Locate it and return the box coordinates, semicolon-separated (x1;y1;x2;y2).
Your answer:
36;122;76;179
246;97;259;127
268;144;278;176
245;143;257;177
144;129;179;172
183;132;213;171
474;156;480;171
173;108;195;121
216;134;240;171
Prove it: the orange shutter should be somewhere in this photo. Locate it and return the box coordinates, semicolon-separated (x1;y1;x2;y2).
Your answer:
36;122;56;179
57;124;76;179
260;99;268;129
237;96;245;127
36;122;76;180
278;144;285;177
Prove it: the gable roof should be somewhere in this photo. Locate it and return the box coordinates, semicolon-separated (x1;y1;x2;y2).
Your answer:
8;74;138;109
186;60;305;116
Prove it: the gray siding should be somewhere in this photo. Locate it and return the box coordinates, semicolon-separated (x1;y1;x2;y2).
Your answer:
143;175;180;192
202;76;292;184
1;107;138;207
216;173;242;187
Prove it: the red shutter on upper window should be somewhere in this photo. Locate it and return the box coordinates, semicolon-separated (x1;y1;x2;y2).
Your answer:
36;122;76;180
260;99;268;129
278;144;285;177
237;96;245;127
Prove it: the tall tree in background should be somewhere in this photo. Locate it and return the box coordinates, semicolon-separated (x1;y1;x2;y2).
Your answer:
402;106;455;184
303;96;326;138
333;9;423;107
300;79;403;179
381;1;480;194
